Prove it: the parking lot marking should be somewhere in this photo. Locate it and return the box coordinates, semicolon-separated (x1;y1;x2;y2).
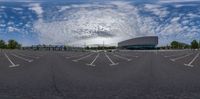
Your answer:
73;53;94;62
4;53;19;67
86;53;100;66
105;53;119;66
112;53;132;61
16;53;39;59
66;53;89;59
184;53;199;67
170;53;193;62
11;54;33;62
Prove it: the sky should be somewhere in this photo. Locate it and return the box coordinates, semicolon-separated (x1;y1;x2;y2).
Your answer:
0;0;200;46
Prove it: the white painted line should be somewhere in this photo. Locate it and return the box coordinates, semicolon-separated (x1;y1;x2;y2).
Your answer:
73;53;94;62
4;53;19;67
184;53;199;67
170;53;193;62
66;53;89;59
105;53;119;66
86;53;100;66
17;53;39;59
112;53;132;61
11;54;33;62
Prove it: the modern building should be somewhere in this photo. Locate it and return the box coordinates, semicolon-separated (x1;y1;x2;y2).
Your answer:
118;36;158;49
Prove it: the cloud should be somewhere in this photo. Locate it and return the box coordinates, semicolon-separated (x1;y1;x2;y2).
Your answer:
0;6;6;8
7;26;20;32
158;0;200;3
0;0;35;2
13;7;23;10
32;1;200;46
144;4;169;18
1;1;200;46
173;4;198;7
28;3;43;18
187;13;200;18
33;1;160;46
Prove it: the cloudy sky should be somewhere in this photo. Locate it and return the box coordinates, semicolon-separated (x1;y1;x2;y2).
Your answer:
0;0;200;46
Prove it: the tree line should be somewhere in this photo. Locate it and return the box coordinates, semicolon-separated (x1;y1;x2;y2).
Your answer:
170;40;200;49
85;46;116;50
0;39;21;49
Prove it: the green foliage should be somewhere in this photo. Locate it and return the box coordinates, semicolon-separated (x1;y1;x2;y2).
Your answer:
199;40;200;48
191;40;199;49
85;46;116;50
7;40;21;49
170;41;190;49
171;41;179;49
0;40;6;49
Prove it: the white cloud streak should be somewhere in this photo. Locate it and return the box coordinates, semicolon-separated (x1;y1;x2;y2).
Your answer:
144;4;169;18
159;0;200;3
28;3;43;18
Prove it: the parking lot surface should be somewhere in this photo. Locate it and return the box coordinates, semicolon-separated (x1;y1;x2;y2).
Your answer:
0;50;200;99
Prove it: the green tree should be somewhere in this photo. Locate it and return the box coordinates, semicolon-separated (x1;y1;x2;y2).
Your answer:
16;43;21;49
171;41;179;49
191;40;198;49
0;40;6;49
7;40;21;49
199;40;200;49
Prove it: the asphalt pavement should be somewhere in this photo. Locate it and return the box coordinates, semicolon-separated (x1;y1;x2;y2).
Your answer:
0;49;200;99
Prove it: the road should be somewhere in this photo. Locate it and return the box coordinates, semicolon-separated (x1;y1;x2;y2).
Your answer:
0;50;200;99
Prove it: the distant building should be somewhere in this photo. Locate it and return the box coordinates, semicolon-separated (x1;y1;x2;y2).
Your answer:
22;45;83;51
118;36;158;50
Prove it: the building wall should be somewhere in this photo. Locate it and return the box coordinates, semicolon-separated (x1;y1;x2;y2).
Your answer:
118;36;158;49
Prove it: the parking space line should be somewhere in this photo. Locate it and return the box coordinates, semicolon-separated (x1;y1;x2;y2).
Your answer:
66;53;89;59
16;53;39;59
4;53;20;67
11;54;33;62
184;53;199;67
86;53;100;66
105;53;119;66
112;53;132;61
73;53;94;62
170;53;193;62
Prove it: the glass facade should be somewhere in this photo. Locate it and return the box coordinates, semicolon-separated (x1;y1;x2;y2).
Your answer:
122;45;157;50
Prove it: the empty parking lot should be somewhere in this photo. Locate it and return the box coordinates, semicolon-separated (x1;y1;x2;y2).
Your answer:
0;49;200;99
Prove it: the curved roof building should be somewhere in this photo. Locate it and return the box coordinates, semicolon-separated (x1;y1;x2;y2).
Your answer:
118;36;158;49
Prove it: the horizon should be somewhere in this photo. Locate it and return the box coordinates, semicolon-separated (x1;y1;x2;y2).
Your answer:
0;0;200;46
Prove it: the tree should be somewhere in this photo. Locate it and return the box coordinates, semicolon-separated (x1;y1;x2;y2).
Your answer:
170;41;189;49
171;41;179;49
199;40;200;49
191;40;198;49
7;40;21;49
0;40;6;49
16;43;21;49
